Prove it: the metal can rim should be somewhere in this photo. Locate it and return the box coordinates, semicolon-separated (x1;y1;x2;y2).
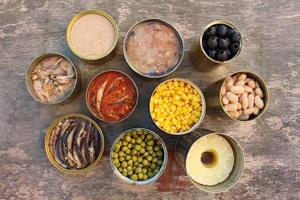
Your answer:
66;9;119;61
25;52;78;105
219;70;270;121
123;18;184;78
44;113;105;174
109;128;168;185
149;78;206;135
199;19;243;64
85;69;139;123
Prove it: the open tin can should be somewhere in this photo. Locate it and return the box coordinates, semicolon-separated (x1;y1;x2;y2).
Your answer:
174;129;244;193
86;70;138;123
45;113;105;174
149;78;206;135
123;18;184;78
205;70;269;121
110;128;168;185
190;20;242;71
26;52;80;104
66;10;119;61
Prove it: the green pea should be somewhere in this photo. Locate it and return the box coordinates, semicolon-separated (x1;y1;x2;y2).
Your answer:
134;162;138;166
138;164;143;168
142;168;147;174
146;134;153;140
131;149;138;155
126;155;131;160
127;166;132;171
135;145;141;151
150;163;156;169
154;145;160;151
119;157;125;161
131;174;138;181
147;140;154;146
146;146;153;151
142;160;149;166
152;157;158;163
157;151;163;157
123;141;128;146
125;135;131;142
138;173;144;180
118;151;124;157
113;152;119;158
122;161;128;168
138;157;143;163
128;160;133;166
135;167;142;173
128;170;133;176
128;143;133;149
123;168;128;173
133;165;137;170
149;150;154;155
122;146;128;152
126;149;131;154
143;174;148;180
118;167;123;172
140;148;146;153
152;152;157;157
153;168;159;174
157;160;163;166
146;155;152;161
143;152;149;157
132;156;137;162
131;138;136;144
147;171;153;177
141;134;145;139
114;162;120;168
141;142;146;147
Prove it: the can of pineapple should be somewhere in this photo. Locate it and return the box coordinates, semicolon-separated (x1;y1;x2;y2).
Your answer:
174;128;244;193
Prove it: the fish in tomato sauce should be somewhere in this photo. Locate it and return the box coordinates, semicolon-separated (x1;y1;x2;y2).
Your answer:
87;71;137;122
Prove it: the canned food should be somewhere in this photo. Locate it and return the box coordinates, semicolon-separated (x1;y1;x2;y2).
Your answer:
26;53;79;104
205;70;269;121
174;129;244;193
66;10;119;61
45;113;105;174
190;20;242;71
86;70;138;123
123;18;184;78
110;128;168;185
149;78;206;135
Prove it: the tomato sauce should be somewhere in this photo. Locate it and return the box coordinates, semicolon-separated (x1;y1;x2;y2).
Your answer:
87;71;137;122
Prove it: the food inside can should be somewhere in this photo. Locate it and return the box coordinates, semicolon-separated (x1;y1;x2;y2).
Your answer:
220;73;266;120
87;71;138;122
202;23;241;62
150;80;202;134
29;55;76;103
48;117;102;170
69;12;116;59
125;19;182;76
112;129;165;181
186;134;234;186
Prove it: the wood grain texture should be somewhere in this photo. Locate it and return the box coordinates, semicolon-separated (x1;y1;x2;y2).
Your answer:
0;0;300;199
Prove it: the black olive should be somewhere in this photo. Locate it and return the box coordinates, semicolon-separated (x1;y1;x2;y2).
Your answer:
229;43;240;55
207;36;218;49
218;38;229;49
216;49;228;61
217;24;228;37
207;49;217;59
229;32;240;43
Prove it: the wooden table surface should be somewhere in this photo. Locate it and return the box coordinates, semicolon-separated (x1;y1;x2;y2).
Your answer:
0;0;299;199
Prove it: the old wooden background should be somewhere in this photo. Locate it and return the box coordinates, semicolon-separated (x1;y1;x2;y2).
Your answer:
0;0;299;199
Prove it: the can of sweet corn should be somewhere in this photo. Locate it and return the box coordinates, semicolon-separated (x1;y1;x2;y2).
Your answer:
174;128;244;193
205;70;269;121
149;78;206;135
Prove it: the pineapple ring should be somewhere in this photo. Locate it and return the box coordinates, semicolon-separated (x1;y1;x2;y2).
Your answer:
186;134;234;186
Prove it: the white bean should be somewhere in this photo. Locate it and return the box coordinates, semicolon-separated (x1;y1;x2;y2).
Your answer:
221;85;227;96
230;86;245;95
255;81;260;88
224;103;238;112
253;106;260;115
226;92;239;103
226;77;234;90
238;73;247;81
229;111;240;119
244;85;253;93
241;93;249;109
238;114;249;121
245;78;251;83
235;80;245;86
237;102;242;110
248;94;254;108
248;80;256;89
222;96;229;105
243;108;254;115
255;96;264;109
255;88;264;98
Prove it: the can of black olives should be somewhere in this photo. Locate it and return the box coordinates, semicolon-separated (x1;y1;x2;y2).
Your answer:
174;128;244;193
190;20;242;72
